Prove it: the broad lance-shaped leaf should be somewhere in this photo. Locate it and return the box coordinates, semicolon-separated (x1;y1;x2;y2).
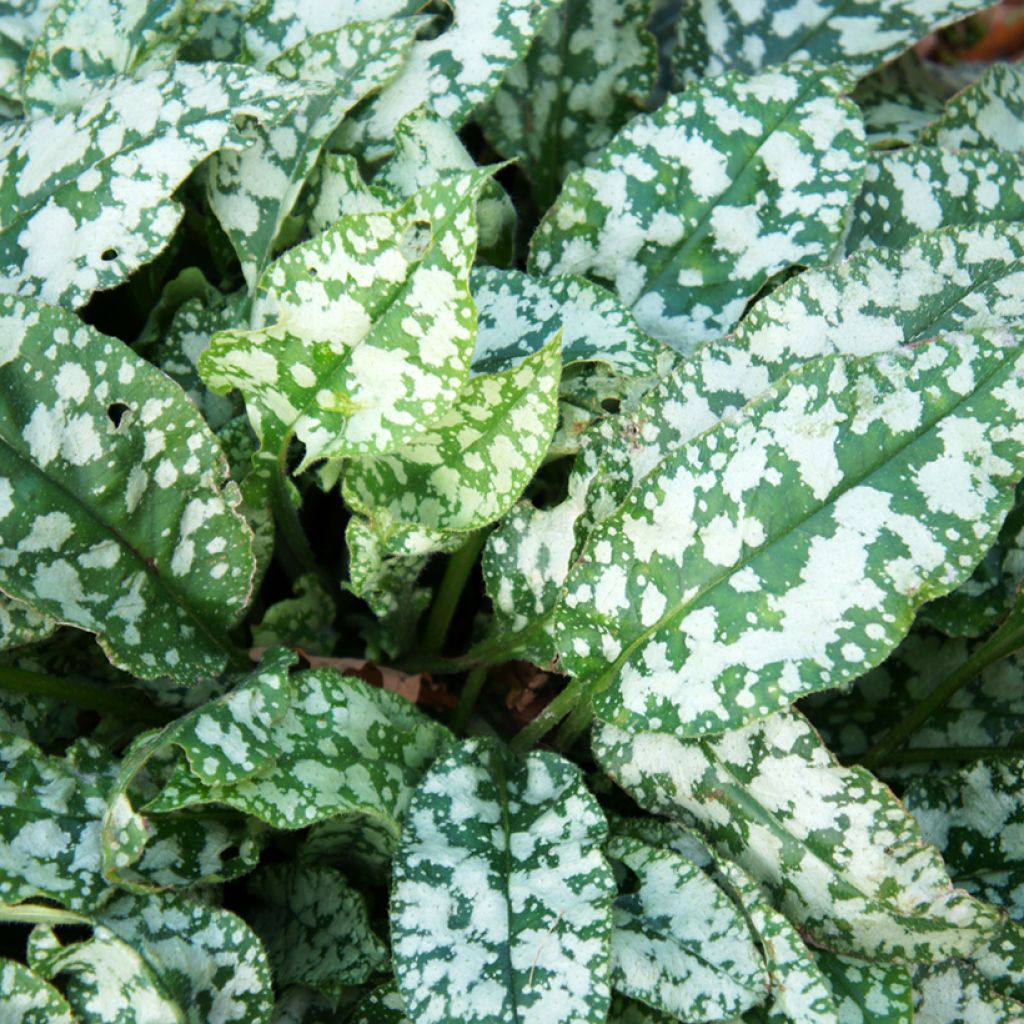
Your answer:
207;19;420;289
0;297;255;683
200;171;489;468
848;147;1024;253
594;709;1003;961
343;330;562;534
0;62;305;309
0;957;75;1024
606;834;767;1020
815;953;913;1024
560;330;1024;737
28;889;274;1024
21;0;187;115
921;64;1024;154
0;0;59;116
673;0;987;82
529;63;866;351
337;0;562;159
477;0;658;209
913;961;1024;1024
391;738;614;1024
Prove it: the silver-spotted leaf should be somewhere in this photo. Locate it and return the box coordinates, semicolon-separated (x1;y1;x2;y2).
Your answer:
391;737;614;1024
529;63;866;351
251;572;337;652
815;951;913;1024
0;593;55;650
913;960;1024;1024
0;957;76;1024
921;64;1024;154
0;296;256;682
594;709;1003;960
349;983;411;1024
0;0;58;116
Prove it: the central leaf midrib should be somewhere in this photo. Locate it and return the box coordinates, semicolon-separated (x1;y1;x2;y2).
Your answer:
492;747;522;1024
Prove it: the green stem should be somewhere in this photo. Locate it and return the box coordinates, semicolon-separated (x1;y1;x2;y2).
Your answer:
508;677;585;755
421;530;487;657
0;667;172;726
0;903;90;926
451;666;488;733
552;693;594;753
861;604;1024;768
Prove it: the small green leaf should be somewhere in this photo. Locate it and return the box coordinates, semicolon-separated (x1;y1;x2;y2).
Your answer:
391;737;614;1024
0;593;55;650
0;956;76;1024
349;983;411;1024
921;64;1024;154
252;572;337;652
850;52;951;146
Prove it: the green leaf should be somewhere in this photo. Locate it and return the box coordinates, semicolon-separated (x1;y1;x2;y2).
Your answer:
391;737;614;1024
302;150;385;238
301;811;402;884
606;834;767;1020
0;296;256;682
0;0;58;116
594;708;1003;960
343;329;562;533
921;64;1024;154
337;0;563;159
0;593;55;650
252;572;337;652
850;52;951;146
530;62;865;351
848;147;1024;252
0;62;304;308
913;960;1024;1024
674;0;988;82
349;983;411;1024
561;331;1024;737
0;956;76;1023
21;0;186;115
815;951;913;1024
200;171;490;468
206;19;420;289
477;0;658;209
246;863;387;997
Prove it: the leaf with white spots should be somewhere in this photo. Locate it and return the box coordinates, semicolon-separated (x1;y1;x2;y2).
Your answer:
477;0;658;209
848;147;1024;253
673;0;989;82
850;51;951;146
594;709;1003;960
0;957;76;1024
301;811;403;884
606;834;768;1020
815;951;913;1024
0;297;256;683
206;19;420;289
245;863;388;998
251;572;337;651
0;0;58;116
530;63;866;351
391;738;614;1024
913;961;1024;1024
0;61;305;308
343;329;562;534
336;0;563;160
21;0;187;116
200;171;490;468
349;983;411;1024
561;331;1024;737
302;149;385;238
0;593;55;650
922;64;1024;154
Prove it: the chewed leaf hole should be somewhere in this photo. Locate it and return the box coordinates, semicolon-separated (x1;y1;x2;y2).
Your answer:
399;220;432;262
106;402;130;428
220;844;241;862
307;265;318;277
600;397;621;414
100;248;118;262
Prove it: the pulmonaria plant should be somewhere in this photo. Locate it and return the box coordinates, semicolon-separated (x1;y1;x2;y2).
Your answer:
3;0;1024;1021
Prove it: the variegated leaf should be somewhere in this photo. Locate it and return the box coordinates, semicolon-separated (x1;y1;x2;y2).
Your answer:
561;331;1024;737
673;0;987;82
922;64;1024;154
337;0;562;159
606;834;767;1020
200;172;489;468
477;0;658;209
594;709;1003;960
0;62;304;308
343;329;561;533
301;811;401;883
0;296;255;683
246;863;387;997
391;738;614;1024
207;19;420;288
251;572;337;651
0;0;58;116
349;983;410;1024
0;593;55;650
0;957;76;1024
530;63;866;351
302;150;385;238
914;961;1024;1024
815;951;913;1024
849;52;951;146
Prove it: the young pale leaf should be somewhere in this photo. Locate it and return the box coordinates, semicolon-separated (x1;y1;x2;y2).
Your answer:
477;0;658;209
0;957;76;1024
0;297;255;683
815;951;913;1024
913;961;1024;1024
246;863;387;997
606;835;767;1020
674;0;987;82
206;19;420;288
594;709;1003;960
0;62;304;308
848;147;1024;252
391;737;614;1024
200;172;488;468
337;0;562;159
562;331;1024;737
921;64;1024;153
529;63;866;350
21;0;186;115
343;329;562;533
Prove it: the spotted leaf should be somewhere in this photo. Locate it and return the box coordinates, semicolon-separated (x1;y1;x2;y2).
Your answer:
0;957;76;1024
913;961;1024;1024
921;64;1024;154
0;593;55;650
0;0;58;116
391;737;614;1024
816;952;913;1024
529;63;866;351
0;62;305;308
594;709;1003;960
561;331;1024;737
349;983;411;1024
